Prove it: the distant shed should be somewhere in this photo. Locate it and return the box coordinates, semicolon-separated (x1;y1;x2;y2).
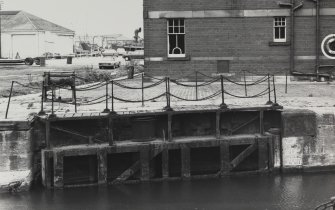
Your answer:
0;11;75;59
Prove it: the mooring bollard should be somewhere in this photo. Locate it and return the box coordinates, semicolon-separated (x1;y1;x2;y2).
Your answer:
5;81;14;119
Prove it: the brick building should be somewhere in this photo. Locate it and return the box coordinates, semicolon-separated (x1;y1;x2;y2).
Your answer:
143;0;335;79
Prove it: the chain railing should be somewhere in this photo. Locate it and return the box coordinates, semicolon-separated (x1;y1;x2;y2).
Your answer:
4;71;281;118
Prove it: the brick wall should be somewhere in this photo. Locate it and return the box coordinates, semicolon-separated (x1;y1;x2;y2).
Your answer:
144;0;335;77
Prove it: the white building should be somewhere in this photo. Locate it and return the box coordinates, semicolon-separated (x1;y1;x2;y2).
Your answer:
1;11;75;59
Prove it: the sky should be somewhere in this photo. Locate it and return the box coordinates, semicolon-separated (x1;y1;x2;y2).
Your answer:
3;0;143;38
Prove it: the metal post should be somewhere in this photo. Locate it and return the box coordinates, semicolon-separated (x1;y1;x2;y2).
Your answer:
103;81;110;113
243;70;247;96
285;72;288;94
220;75;227;109
5;81;14;119
110;80;116;114
141;73;144;107
74;81;77;113
195;71;198;100
272;75;278;106
50;85;56;118
164;77;172;111
266;74;273;105
38;81;46;115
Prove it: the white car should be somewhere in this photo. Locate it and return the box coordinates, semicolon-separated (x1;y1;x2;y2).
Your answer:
98;56;121;69
101;49;118;57
116;48;126;55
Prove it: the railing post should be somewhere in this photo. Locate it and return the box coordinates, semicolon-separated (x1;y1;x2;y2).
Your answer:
50;85;56;118
244;70;248;96
164;77;172;111
272;75;278;106
220;75;228;109
266;73;273;105
73;77;77;113
285;72;288;94
195;71;198;100
103;80;110;113
38;81;46;116
5;81;14;119
110;80;116;114
141;73;144;107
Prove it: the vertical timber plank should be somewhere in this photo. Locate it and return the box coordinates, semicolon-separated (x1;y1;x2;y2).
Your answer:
140;145;150;181
98;149;108;185
41;150;53;188
53;151;64;189
268;135;274;171
220;140;230;175
259;111;264;135
216;111;221;139
45;120;50;149
258;137;268;171
162;147;169;179
168;113;172;141
181;145;190;179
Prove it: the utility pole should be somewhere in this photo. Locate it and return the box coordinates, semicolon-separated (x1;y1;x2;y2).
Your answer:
0;1;3;58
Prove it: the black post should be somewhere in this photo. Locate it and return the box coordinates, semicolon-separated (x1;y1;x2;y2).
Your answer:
195;71;198;100
110;80;116;114
244;70;248;96
103;81;110;113
73;73;77;113
272;75;278;106
285;72;288;94
266;73;273;105
141;73;144;107
50;85;56;118
164;77;172;111
5;81;14;119
38;81;46;115
220;75;227;109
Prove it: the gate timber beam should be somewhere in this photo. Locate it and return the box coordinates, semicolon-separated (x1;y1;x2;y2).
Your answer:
51;125;104;144
231;115;259;134
230;142;258;169
111;144;165;184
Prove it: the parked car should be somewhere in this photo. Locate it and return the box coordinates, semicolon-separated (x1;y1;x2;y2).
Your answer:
123;50;144;60
116;48;126;55
98;56;121;69
101;49;118;57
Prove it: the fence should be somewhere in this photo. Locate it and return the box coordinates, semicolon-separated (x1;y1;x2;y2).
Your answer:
5;71;280;118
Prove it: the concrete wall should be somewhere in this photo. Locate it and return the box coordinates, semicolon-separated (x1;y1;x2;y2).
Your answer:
0;121;32;172
143;0;335;78
281;109;335;171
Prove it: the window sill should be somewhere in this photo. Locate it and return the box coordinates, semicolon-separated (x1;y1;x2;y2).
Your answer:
269;41;291;46
167;55;190;61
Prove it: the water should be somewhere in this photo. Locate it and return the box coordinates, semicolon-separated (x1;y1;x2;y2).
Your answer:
1;173;334;210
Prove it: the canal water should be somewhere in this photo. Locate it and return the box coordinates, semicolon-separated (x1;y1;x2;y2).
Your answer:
0;172;334;210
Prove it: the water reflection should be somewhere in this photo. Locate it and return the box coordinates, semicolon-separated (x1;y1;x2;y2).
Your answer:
0;173;334;210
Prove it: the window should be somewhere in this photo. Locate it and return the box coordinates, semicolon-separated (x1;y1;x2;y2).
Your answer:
168;19;185;57
273;17;286;42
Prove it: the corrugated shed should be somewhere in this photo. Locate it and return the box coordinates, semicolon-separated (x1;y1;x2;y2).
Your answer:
0;11;74;34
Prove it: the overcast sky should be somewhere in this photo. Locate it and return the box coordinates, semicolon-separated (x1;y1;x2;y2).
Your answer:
4;0;143;38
